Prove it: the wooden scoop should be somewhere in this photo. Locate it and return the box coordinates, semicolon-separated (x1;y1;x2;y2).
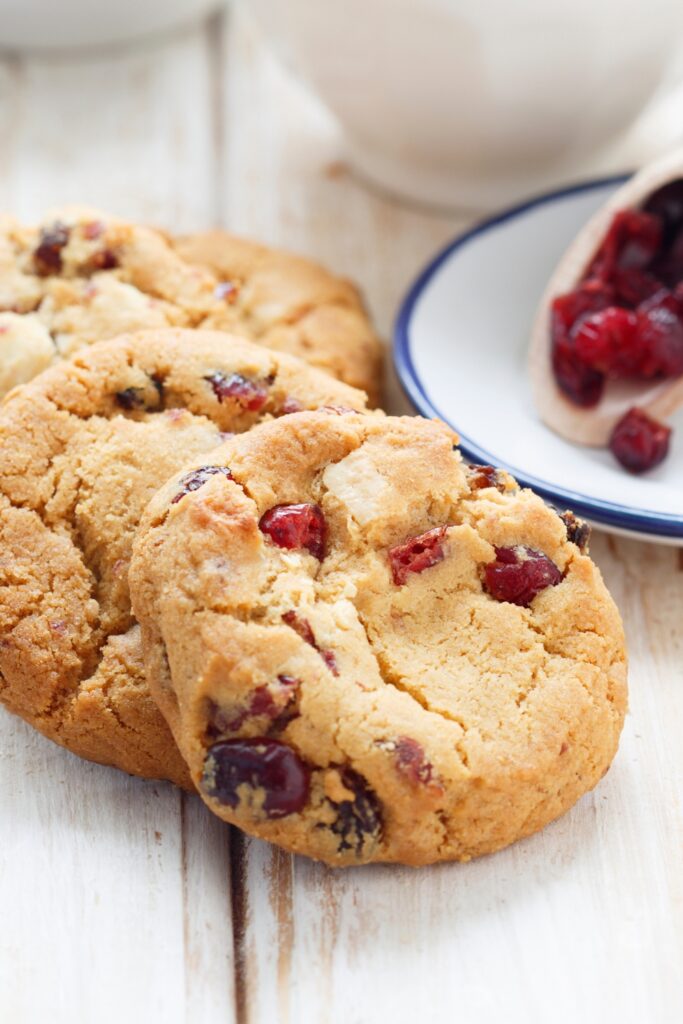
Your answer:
529;146;683;447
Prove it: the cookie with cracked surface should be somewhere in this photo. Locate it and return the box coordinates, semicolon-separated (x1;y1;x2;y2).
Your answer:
0;208;382;401
130;411;627;865
175;230;382;402
0;329;368;787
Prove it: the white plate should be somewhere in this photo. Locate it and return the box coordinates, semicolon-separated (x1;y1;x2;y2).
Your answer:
394;176;683;544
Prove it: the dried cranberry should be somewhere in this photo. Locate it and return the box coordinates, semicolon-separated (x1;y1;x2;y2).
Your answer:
483;546;562;607
328;768;383;857
34;221;70;274
202;738;310;818
208;675;301;736
249;677;299;721
550;191;683;416
636;302;683;378
394;737;441;791
572;307;640;377
643;179;683;242
281;610;316;646
559;511;591;552
590;209;662;276
609;407;671;473
205;371;270;411
281;611;338;675
467;464;506;492
551;292;607;406
662;225;683;285
171;465;232;504
609;266;661;307
637;287;682;317
551;279;615;333
260;503;326;560
89;248;118;271
320;649;339;676
552;336;605;406
389;527;447;586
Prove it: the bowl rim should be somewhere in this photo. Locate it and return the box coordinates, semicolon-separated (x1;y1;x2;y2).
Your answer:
393;173;683;539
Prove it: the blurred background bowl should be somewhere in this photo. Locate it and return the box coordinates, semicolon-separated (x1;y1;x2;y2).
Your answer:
0;0;224;50
248;0;683;209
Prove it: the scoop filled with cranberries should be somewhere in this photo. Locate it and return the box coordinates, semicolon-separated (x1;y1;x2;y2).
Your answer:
530;146;683;473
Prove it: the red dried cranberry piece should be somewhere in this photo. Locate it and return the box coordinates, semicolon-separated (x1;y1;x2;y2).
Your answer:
609;407;671;473
281;611;339;675
550;195;683;412
663;225;683;285
652;242;683;291
483;546;562;607
250;676;299;719
636;302;683;378
608;266;661;307
637;288;682;317
558;511;591;552
202;738;310;818
260;503;326;560
572;307;641;378
282;610;316;647
394;737;442;791
205;371;270;411
171;465;232;504
589;209;662;277
320;649;339;676
89;248;118;271
209;675;301;736
467;464;506;492
643;179;683;241
552;336;605;407
34;221;70;274
389;527;447;586
551;292;607;407
551;279;615;333
328;768;383;857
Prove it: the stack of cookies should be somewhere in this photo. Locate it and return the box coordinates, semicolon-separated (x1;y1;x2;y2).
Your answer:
0;208;627;866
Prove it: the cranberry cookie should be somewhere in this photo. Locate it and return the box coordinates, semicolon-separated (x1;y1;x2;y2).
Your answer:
130;412;627;865
176;230;382;402
0;330;368;786
0;208;382;401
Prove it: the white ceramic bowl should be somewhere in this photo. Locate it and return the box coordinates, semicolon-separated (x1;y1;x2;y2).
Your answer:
394;176;683;544
0;0;223;50
248;0;683;208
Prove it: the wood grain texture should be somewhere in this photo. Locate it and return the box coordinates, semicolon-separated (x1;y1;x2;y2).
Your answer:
0;5;681;1022
0;19;236;1024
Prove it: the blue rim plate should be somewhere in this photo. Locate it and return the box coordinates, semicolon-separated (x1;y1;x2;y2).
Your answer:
393;175;683;543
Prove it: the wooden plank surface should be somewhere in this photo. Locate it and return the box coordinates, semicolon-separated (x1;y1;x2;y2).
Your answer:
0;6;682;1023
0;19;236;1024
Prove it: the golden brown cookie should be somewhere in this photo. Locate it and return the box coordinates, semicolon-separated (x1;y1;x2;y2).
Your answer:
176;230;383;402
0;208;382;401
130;411;627;864
0;330;369;786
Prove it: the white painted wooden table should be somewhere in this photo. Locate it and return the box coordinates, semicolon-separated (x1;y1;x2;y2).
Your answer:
1;8;682;1022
